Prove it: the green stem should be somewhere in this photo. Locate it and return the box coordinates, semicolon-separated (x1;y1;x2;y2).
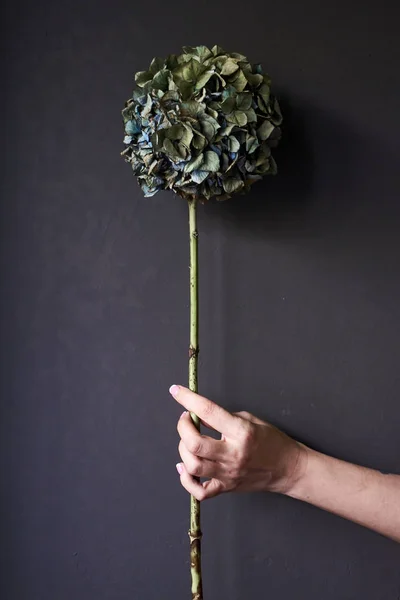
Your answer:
188;197;203;600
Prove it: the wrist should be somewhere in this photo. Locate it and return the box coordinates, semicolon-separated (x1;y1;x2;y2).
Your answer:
282;442;313;497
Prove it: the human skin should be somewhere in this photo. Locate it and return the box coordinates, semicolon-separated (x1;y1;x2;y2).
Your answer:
170;384;400;543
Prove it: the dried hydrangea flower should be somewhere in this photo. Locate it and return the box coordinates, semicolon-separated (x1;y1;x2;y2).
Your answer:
121;45;282;201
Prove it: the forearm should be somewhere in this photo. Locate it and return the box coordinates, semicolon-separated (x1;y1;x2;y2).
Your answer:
288;447;400;543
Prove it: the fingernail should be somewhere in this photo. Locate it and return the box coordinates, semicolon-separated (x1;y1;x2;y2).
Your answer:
176;462;184;475
180;410;188;419
169;384;179;396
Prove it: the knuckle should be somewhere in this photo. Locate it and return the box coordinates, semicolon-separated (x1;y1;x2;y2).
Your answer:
228;465;241;480
187;437;203;456
234;449;246;468
196;488;206;502
202;400;215;420
186;457;202;476
239;420;256;445
235;410;252;420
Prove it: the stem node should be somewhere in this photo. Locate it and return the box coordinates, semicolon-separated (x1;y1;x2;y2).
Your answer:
189;345;199;359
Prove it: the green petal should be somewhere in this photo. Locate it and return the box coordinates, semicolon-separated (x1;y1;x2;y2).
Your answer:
236;93;252;111
245;108;257;123
182;45;196;55
185;153;204;173
192;133;207;150
228;136;240;152
220;58;240;76
165;123;185;140
246;135;259;153
180;58;205;82
152;69;170;90
245;159;256;173
135;71;152;87
176;80;194;100
257;96;269;113
244;71;264;87
223;178;244;194
258;82;270;105
228;69;248;92
160;90;180;104
230;52;247;61
165;54;179;70
201;150;220;172
163;138;182;161
221;96;236;114
257;119;275;140
218;123;236;137
206;106;219;119
195;69;214;90
180;124;194;148
149;57;165;74
211;45;225;56
221;153;229;172
200;114;220;140
194;45;214;61
180;101;205;118
177;141;190;159
226;110;248;126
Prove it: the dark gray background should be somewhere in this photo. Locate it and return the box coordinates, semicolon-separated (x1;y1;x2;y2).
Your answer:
1;0;400;598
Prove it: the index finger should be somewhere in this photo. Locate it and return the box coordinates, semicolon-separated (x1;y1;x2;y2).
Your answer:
169;385;240;437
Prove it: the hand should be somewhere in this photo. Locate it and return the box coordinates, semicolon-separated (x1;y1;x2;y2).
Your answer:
170;384;307;501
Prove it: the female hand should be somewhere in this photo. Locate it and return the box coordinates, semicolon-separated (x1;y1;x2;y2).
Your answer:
170;384;307;501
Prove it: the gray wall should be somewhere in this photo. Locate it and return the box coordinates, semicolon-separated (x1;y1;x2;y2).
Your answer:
1;1;400;598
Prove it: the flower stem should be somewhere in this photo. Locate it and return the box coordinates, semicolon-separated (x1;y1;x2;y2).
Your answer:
188;197;203;600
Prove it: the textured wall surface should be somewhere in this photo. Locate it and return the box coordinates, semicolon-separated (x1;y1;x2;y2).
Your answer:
1;1;400;598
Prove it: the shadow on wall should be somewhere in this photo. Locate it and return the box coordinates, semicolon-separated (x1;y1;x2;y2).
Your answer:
199;92;400;600
201;89;400;442
202;91;316;236
222;92;316;233
202;90;400;272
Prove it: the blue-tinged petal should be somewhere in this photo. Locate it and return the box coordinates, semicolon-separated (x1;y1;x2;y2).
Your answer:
171;160;187;171
141;183;160;197
191;170;209;184
125;120;141;135
209;144;222;156
137;94;148;106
